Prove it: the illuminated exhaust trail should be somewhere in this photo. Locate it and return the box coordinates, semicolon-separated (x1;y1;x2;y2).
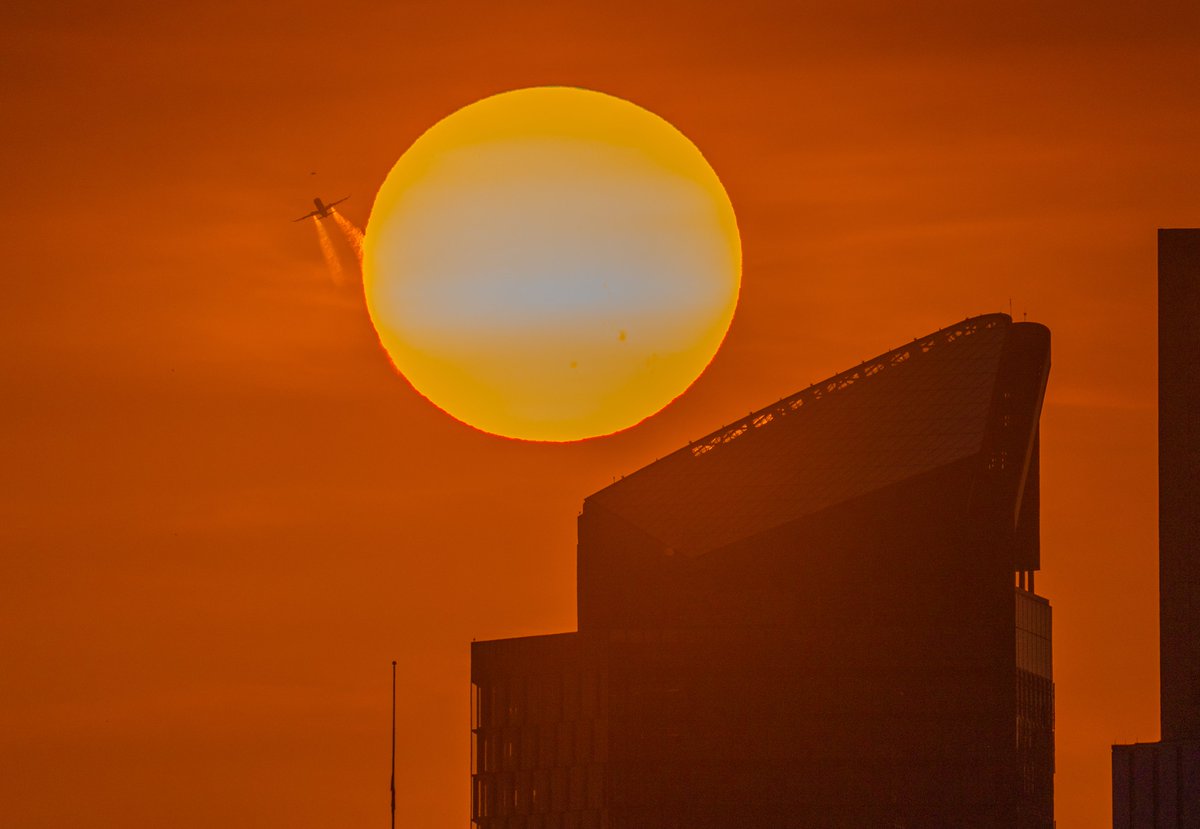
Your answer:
332;210;365;264
312;216;345;285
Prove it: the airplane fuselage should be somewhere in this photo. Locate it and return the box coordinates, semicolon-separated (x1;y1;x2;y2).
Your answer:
293;195;349;223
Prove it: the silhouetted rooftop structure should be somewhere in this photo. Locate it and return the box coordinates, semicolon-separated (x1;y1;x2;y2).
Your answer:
587;315;1014;560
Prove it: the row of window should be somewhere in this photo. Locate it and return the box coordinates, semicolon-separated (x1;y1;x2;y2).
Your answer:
1015;629;1052;679
473;765;604;817
474;673;606;727
473;719;607;773
473;811;605;829
1015;590;1052;638
1016;668;1055;806
1015;589;1052;681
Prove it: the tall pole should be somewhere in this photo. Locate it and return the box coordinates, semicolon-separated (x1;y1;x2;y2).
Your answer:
391;660;396;829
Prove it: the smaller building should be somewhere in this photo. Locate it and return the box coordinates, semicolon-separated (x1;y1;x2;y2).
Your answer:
1111;230;1200;828
1112;742;1200;828
470;634;607;828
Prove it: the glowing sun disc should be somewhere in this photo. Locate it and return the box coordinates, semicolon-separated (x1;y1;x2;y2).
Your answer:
363;86;741;442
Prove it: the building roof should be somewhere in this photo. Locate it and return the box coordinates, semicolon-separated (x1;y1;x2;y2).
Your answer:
584;314;1015;558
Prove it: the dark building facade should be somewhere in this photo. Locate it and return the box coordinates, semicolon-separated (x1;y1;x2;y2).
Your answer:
1112;230;1200;828
473;314;1054;828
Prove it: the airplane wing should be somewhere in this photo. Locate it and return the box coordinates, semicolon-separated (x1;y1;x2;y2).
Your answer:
327;197;350;208
292;211;318;222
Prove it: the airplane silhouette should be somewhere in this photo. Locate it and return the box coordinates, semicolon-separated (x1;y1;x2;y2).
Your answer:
293;196;348;222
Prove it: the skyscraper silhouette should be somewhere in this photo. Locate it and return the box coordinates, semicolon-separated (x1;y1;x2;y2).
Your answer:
472;314;1053;828
1112;230;1200;828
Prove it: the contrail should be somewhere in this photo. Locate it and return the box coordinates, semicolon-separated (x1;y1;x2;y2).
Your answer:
312;216;345;285
332;210;365;264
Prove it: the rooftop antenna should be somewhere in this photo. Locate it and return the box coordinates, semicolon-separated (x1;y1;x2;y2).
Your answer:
391;660;396;829
1008;298;1013;317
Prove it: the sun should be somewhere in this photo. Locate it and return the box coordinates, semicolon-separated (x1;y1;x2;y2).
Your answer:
363;86;741;442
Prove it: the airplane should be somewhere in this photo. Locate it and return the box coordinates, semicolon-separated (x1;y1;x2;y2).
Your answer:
293;196;348;222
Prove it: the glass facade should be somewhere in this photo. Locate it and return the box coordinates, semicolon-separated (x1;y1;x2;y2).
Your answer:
1016;587;1054;826
471;635;607;829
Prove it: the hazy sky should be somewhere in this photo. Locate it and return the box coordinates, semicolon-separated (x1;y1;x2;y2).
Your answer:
3;1;1199;826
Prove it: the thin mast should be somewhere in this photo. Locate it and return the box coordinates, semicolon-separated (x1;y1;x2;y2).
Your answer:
391;660;396;829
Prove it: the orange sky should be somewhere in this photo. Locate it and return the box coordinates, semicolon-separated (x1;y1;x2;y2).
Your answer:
2;2;1198;826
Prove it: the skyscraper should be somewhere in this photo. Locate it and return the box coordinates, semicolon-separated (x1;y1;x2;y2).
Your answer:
1112;230;1200;828
472;314;1053;828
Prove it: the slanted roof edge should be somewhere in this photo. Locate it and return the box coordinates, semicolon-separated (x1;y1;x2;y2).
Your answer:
587;313;1011;504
